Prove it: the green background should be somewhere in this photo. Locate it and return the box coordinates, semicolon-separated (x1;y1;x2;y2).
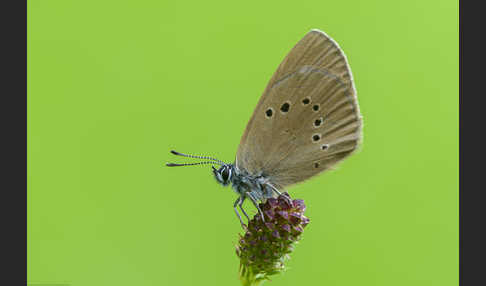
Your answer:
28;0;458;285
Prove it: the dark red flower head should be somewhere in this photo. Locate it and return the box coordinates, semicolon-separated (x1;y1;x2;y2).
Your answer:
236;192;310;285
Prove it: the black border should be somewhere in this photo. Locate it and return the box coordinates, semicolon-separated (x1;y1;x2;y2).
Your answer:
460;1;486;285
1;1;27;285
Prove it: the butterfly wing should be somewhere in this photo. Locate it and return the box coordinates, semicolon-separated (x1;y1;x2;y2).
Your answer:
236;29;362;188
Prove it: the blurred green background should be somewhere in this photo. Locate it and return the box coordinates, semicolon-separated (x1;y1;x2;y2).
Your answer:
27;0;458;285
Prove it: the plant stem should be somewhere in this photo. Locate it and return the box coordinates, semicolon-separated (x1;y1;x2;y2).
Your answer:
239;264;265;286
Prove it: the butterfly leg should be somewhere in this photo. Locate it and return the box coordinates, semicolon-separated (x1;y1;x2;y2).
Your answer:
246;192;265;223
265;182;292;205
269;186;281;196
238;196;250;222
234;197;247;228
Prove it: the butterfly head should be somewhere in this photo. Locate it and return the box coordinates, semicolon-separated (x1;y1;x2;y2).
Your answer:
212;164;233;186
166;150;233;186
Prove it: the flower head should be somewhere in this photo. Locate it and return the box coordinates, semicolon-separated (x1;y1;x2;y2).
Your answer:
236;192;310;285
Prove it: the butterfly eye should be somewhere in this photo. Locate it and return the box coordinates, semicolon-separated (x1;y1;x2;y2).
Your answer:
221;167;230;181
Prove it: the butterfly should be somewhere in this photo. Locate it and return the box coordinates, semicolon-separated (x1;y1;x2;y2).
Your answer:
167;29;362;227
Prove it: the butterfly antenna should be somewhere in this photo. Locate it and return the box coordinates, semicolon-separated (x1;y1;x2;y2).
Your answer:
166;161;223;167
169;150;227;165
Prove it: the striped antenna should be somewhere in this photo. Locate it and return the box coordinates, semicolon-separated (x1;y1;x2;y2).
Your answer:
165;161;222;167
169;150;227;165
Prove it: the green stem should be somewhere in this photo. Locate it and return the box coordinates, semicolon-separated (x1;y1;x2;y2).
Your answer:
239;264;266;286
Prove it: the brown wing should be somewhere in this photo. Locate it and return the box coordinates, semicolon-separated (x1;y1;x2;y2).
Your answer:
236;29;362;188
